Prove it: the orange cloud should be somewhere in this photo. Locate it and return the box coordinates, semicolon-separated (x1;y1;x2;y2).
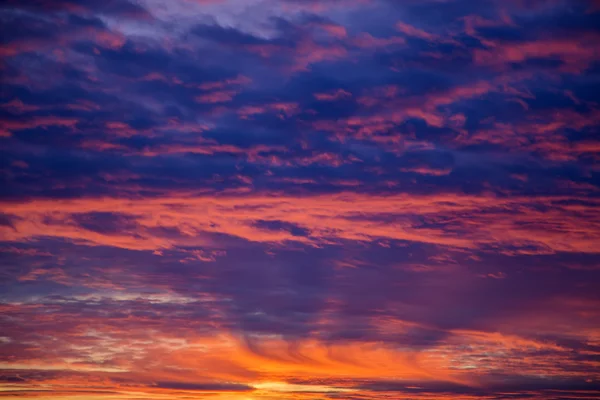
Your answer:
2;191;599;254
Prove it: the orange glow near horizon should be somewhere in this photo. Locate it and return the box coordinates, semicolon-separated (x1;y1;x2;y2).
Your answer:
2;0;600;398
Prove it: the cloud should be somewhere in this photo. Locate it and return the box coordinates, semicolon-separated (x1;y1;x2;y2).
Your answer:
2;0;600;398
154;381;253;391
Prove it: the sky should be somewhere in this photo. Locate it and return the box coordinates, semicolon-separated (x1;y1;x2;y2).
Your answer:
1;0;600;398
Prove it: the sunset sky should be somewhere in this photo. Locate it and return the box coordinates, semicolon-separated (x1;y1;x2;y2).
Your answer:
1;0;600;398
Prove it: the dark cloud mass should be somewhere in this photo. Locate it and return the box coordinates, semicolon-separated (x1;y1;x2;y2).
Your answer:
1;0;599;399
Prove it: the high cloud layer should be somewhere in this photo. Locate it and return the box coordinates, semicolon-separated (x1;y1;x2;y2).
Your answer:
1;0;600;398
